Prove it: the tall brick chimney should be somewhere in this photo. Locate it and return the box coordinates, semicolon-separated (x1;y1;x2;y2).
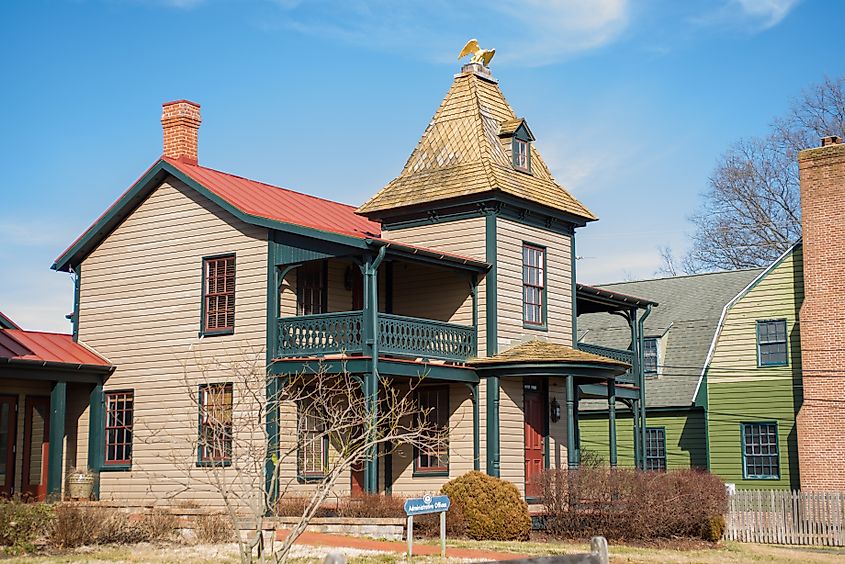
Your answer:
797;134;845;491
161;100;201;164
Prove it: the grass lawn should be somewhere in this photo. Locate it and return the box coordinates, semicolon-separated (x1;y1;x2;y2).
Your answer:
6;539;845;563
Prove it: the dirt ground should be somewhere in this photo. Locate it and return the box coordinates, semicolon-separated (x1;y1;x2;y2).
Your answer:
6;539;845;563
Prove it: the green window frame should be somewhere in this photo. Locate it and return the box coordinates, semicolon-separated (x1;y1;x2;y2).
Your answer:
644;427;666;471
297;396;328;482
742;421;780;480
104;390;134;468
522;243;547;330
197;383;233;467
757;319;788;367
201;254;236;336
414;386;449;476
643;338;659;376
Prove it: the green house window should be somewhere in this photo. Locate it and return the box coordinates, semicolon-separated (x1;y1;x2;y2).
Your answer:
513;138;530;171
643;338;659;376
202;255;235;335
757;319;787;366
104;391;134;466
644;427;666;471
198;383;233;465
523;244;546;328
742;422;779;479
297;397;327;480
415;386;449;475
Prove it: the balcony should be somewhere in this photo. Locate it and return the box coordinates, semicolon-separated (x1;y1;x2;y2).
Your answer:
277;311;476;363
577;342;637;386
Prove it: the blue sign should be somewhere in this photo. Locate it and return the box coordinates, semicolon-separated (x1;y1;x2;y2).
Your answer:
404;494;451;516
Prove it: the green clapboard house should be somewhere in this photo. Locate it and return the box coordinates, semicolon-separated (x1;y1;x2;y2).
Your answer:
577;242;803;490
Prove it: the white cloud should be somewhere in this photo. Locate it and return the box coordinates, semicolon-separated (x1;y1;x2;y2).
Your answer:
693;0;801;32
267;0;630;66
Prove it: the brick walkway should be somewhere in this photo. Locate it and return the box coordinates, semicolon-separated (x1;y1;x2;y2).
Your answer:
276;530;531;560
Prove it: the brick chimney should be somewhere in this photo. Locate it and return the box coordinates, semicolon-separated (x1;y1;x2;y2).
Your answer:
797;134;845;491
161;100;201;164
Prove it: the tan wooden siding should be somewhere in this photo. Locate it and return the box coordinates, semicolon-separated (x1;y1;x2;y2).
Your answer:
279;259;386;317
547;377;569;469
392;262;473;326
496;218;572;350
498;378;525;496
389;383;475;495
79;178;268;506
382;218;488;355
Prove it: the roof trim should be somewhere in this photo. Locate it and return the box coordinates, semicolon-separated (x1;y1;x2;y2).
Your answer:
691;241;803;403
0;312;20;330
576;283;658;311
367;238;489;272
52;159;373;272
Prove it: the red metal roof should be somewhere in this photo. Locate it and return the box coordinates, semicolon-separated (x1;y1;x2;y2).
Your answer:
164;157;382;239
0;329;111;367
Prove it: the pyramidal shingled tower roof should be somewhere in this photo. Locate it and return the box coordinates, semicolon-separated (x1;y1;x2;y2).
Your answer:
357;63;597;223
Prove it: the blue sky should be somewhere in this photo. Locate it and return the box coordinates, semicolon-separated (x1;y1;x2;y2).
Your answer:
1;0;842;331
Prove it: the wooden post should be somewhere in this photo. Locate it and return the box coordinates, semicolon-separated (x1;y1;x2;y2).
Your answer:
440;510;446;558
406;515;413;559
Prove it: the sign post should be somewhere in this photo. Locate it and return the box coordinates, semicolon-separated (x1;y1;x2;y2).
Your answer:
403;494;450;559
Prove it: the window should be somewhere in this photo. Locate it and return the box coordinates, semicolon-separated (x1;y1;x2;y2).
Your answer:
643;338;659;375
415;387;449;474
522;244;546;327
513;138;530;171
296;261;327;316
742;422;779;479
297;397;327;479
203;255;235;334
644;427;666;471
757;319;788;366
104;391;133;466
198;383;233;465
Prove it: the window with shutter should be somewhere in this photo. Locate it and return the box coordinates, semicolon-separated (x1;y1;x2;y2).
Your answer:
203;255;236;335
296;261;328;316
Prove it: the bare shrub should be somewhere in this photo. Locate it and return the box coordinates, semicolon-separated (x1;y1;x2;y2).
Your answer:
195;513;234;543
335;494;405;519
0;497;53;554
137;509;178;542
50;505;178;547
541;468;728;541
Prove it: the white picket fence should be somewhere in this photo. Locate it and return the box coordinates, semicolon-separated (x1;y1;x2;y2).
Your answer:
725;490;845;546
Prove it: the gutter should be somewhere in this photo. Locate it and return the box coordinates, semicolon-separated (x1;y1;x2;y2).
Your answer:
0;357;115;374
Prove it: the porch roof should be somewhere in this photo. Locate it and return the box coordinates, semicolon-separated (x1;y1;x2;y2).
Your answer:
469;339;629;379
0;328;112;373
576;283;658;315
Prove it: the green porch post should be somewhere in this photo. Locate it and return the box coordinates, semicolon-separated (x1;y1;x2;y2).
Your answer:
637;305;652;471
362;247;386;493
87;381;104;499
608;379;617;468
464;382;480;472
484;212;500;477
565;375;577;469
48;381;67;499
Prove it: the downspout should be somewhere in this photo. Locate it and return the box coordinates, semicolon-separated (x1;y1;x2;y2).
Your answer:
637;304;652;470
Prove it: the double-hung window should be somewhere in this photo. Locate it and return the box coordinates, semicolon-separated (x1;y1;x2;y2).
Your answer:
757;319;788;366
644;427;666;471
297;397;327;480
522;244;546;328
296;261;328;316
742;422;779;479
203;255;235;335
415;387;449;474
514;138;530;171
104;391;134;466
643;338;659;376
198;383;233;465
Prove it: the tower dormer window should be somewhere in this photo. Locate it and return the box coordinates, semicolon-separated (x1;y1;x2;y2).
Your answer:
514;138;530;172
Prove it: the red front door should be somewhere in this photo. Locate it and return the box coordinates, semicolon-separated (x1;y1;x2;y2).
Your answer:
21;397;49;501
350;462;365;497
0;395;17;496
524;383;544;498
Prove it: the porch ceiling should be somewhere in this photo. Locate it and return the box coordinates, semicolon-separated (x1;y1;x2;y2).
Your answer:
269;356;479;383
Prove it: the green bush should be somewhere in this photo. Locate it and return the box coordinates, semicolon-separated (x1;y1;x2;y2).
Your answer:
441;471;531;541
0;498;53;554
700;514;726;542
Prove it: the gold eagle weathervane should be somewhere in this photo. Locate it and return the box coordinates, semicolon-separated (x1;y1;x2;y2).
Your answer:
459;38;495;67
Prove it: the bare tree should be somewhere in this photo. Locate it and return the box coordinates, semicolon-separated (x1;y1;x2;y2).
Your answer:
141;350;444;564
686;76;845;271
655;245;680;277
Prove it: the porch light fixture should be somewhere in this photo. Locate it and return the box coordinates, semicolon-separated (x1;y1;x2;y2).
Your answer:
550;396;561;423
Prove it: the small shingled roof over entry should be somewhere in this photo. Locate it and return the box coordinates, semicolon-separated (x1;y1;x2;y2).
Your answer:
470;339;629;370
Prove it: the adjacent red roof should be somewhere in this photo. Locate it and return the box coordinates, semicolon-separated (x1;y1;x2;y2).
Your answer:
0;329;111;368
164;157;382;239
